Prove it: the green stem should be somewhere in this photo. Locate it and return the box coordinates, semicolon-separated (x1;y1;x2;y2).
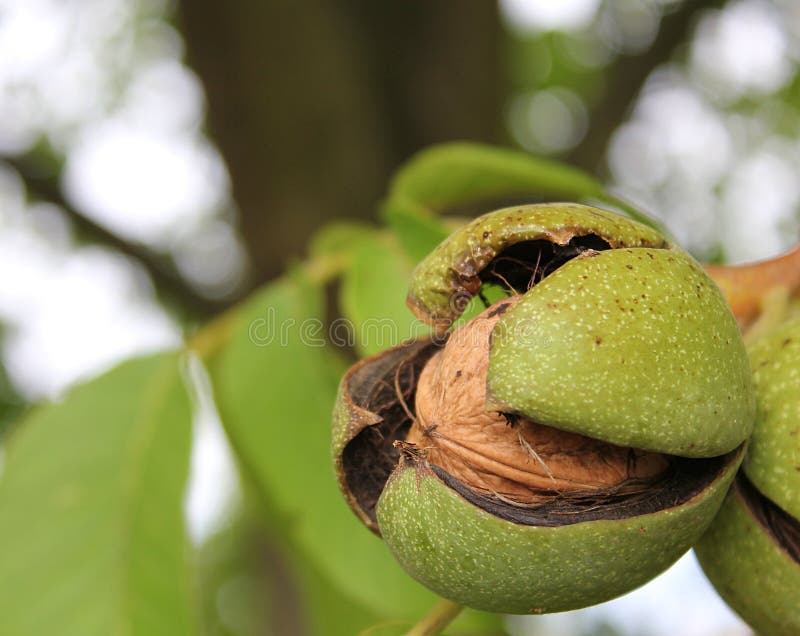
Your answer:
405;599;463;636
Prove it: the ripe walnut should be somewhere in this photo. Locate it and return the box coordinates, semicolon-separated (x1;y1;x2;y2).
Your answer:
408;297;668;505
332;203;754;613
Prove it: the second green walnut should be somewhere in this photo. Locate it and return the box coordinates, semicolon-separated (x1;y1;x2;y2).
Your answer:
695;318;800;636
333;203;755;614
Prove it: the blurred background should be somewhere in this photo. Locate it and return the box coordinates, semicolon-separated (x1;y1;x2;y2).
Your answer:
1;0;799;634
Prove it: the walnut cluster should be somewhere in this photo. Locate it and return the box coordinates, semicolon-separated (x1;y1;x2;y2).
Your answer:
406;298;669;505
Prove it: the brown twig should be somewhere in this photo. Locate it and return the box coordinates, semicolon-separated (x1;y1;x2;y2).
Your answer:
4;155;230;319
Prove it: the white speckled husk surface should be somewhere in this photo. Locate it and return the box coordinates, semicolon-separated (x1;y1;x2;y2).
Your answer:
377;449;742;615
696;486;800;636
744;319;800;518
487;247;754;457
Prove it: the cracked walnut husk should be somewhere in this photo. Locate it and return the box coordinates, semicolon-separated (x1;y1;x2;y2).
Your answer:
332;203;754;614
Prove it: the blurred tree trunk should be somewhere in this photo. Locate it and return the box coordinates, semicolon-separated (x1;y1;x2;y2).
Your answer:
179;1;504;286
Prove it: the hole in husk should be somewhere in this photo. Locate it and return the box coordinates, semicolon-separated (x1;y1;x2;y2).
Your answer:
406;297;672;507
476;235;612;297
736;472;800;564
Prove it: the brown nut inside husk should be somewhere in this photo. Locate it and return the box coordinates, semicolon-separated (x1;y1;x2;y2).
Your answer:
406;298;670;506
334;293;741;534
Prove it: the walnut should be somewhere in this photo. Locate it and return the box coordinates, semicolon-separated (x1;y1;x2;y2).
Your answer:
407;298;669;505
333;203;753;615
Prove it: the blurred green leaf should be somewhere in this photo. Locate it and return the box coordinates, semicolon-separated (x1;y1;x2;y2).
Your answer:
389;142;601;208
197;507;280;636
208;271;501;631
340;233;430;357
297;547;382;636
382;199;451;263
308;221;378;262
384;143;662;234
197;497;379;636
208;271;435;618
0;353;196;636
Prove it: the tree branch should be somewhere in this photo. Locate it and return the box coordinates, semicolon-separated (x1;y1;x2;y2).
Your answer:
4;154;228;320
567;0;725;175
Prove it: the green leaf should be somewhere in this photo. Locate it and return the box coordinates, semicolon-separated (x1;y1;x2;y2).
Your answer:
340;233;431;357
308;221;377;262
196;507;281;636
0;353;196;636
209;271;500;631
297;551;382;636
197;497;379;636
209;271;435;617
384;142;662;232
382;198;451;263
